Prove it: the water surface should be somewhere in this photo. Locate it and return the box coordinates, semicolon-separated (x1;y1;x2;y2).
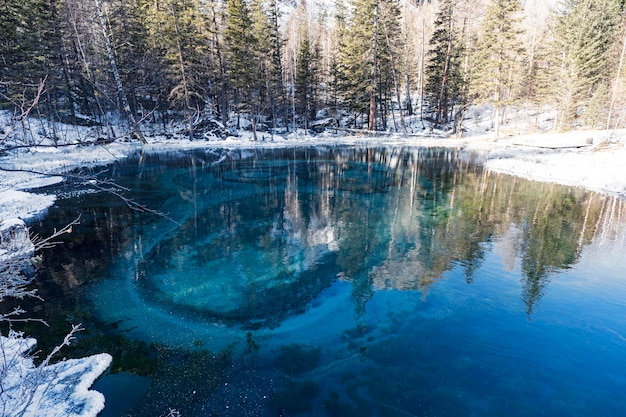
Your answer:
18;146;626;416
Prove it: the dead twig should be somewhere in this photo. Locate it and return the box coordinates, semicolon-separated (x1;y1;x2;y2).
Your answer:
30;216;81;251
0;77;47;146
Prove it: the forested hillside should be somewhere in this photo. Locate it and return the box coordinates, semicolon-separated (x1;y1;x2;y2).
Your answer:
1;0;625;141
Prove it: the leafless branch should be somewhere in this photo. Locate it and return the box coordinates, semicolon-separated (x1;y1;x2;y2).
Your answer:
4;323;85;417
1;141;100;152
84;176;180;225
0;77;47;146
0;306;47;326
0;166;179;224
30;216;81;251
38;324;83;369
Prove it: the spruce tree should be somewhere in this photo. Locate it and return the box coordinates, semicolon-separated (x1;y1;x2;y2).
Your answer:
224;0;257;130
250;0;279;133
0;0;89;140
0;0;57;106
95;0;146;142
549;0;622;130
141;0;213;136
338;0;376;126
205;1;230;126
338;0;402;130
265;0;285;131
328;0;348;122
470;0;525;138
295;33;320;129
423;0;464;126
109;0;162;119
377;0;402;131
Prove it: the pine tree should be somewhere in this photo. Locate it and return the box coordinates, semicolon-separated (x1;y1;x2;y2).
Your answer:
338;0;376;127
549;0;622;130
0;0;95;140
338;0;402;130
295;32;320;129
108;0;162;120
607;22;626;129
204;1;230;126
46;0;102;127
0;0;57;105
94;0;147;142
470;0;525;138
265;0;285;132
139;0;214;137
250;0;281;133
327;0;348;122
423;0;465;126
224;0;257;130
377;0;402;131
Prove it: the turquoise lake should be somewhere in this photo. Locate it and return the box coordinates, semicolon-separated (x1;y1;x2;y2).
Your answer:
16;146;626;416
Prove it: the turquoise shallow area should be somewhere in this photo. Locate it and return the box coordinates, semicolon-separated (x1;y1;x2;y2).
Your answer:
20;146;626;416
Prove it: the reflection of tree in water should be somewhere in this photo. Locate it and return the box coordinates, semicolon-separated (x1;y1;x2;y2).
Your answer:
20;147;626;332
454;172;626;316
517;188;625;316
342;148;485;295
517;187;583;316
326;149;626;318
330;147;479;309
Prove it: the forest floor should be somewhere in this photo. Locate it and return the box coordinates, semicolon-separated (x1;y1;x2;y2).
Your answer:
1;126;625;221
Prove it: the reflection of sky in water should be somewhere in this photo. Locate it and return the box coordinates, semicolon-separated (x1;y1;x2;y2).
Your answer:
22;147;626;416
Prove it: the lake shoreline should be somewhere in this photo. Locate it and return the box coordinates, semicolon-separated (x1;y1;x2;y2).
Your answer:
1;128;625;221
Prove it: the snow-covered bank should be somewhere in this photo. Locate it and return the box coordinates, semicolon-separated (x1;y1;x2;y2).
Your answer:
1;128;625;221
474;129;626;198
1;217;112;417
0;332;112;417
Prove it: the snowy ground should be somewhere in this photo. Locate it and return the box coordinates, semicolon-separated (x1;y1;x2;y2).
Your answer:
479;129;626;197
1;125;625;221
0;333;112;417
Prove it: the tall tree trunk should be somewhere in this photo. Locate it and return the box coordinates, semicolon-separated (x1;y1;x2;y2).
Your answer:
269;0;282;134
437;15;454;126
402;2;413;116
494;63;501;140
368;0;379;131
251;97;258;140
170;3;194;140
210;3;229;126
494;102;500;139
383;21;407;136
420;18;425;125
94;0;146;143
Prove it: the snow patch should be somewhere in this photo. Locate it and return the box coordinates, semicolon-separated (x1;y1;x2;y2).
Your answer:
481;129;626;197
0;332;112;417
0;190;56;221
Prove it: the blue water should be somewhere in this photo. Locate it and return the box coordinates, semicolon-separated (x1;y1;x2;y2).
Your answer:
20;146;626;416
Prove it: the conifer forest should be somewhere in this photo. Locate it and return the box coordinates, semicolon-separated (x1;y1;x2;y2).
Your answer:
2;0;626;140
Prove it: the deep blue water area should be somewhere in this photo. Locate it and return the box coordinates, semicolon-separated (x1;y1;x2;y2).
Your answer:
13;146;626;416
